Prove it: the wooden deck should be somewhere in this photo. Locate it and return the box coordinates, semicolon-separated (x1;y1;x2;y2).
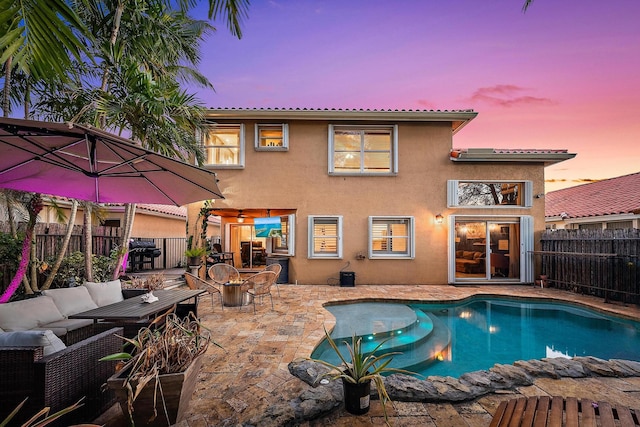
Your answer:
490;396;640;427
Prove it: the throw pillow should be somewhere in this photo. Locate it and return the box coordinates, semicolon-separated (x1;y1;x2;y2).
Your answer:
0;330;67;356
42;287;98;317
84;280;124;306
0;296;65;331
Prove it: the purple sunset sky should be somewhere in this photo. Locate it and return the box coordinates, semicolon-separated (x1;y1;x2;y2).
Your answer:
196;0;640;192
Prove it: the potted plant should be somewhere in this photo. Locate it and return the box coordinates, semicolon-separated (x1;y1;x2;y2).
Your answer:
309;326;414;423
101;312;217;426
184;247;207;266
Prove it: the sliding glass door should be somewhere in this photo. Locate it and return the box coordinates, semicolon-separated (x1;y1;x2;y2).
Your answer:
452;217;531;283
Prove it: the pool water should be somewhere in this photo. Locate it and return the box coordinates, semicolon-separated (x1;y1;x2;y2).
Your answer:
311;298;640;379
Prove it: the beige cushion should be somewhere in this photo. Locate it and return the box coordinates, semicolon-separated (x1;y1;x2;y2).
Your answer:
0;330;67;356
42;287;98;317
84;280;123;306
40;318;94;334
0;296;65;331
473;252;485;260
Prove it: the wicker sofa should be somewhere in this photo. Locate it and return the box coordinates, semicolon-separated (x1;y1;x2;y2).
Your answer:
0;281;140;424
0;326;123;426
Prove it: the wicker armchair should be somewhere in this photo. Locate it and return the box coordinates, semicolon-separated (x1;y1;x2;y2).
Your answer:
0;327;123;426
240;271;278;314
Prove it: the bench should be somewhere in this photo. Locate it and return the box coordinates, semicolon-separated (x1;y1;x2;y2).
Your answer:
490;395;640;427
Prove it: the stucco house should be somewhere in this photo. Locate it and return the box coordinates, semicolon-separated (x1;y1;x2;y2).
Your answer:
189;108;575;285
545;171;640;230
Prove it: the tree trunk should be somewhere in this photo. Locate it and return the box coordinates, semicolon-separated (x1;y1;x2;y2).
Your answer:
112;203;136;279
84;206;93;282
28;227;38;291
2;56;11;117
42;200;78;290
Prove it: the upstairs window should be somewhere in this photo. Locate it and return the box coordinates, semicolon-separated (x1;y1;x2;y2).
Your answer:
447;180;533;207
255;124;288;151
201;124;245;168
368;216;414;259
308;216;342;258
329;125;397;175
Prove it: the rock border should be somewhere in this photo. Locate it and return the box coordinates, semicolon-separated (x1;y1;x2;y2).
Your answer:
247;357;640;426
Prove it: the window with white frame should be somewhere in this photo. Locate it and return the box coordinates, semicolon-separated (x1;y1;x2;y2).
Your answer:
308;216;342;258
329;125;397;175
447;180;533;207
368;216;414;259
201;124;245;168
255;124;288;151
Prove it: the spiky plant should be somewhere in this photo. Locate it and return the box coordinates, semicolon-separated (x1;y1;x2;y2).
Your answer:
310;326;415;424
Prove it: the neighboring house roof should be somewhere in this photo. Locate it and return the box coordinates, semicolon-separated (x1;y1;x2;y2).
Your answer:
450;148;576;166
545;172;640;219
206;107;478;133
135;204;186;218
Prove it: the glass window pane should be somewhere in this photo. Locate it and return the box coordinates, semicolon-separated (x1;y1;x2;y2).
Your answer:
258;126;283;147
203;125;242;166
364;131;391;150
334;134;361;152
371;219;410;255
457;182;522;206
311;217;340;256
333;152;361;171
363;152;391;172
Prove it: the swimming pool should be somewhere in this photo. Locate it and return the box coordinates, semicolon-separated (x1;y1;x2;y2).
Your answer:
310;297;640;378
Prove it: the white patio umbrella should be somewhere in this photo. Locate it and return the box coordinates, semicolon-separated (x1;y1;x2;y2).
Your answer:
0;117;223;205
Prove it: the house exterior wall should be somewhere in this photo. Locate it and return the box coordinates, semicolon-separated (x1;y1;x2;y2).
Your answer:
192;112;552;285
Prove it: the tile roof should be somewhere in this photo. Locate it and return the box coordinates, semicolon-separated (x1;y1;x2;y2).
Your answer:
136;204;186;218
545;172;640;218
208;107;476;113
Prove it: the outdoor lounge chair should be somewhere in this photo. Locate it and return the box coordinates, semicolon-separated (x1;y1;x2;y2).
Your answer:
240;271;277;314
184;272;224;310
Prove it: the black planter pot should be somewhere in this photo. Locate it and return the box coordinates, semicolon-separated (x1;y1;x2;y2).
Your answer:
342;378;371;415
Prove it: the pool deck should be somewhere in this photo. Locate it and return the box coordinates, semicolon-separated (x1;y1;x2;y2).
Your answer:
96;278;640;426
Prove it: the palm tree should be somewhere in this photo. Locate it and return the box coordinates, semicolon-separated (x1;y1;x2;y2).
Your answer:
1;0;248;298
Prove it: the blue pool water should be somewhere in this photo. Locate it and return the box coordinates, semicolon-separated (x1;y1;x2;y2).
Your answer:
311;297;640;379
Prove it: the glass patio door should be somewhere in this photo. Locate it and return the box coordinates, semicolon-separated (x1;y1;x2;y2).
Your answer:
229;224;267;269
453;218;523;282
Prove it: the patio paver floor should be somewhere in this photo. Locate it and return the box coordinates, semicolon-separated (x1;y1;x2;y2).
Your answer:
96;278;640;426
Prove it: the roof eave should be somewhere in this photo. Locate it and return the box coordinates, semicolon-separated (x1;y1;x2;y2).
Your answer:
206;108;478;132
451;152;576;166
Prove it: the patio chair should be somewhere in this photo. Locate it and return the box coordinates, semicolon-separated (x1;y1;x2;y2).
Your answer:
184;272;224;310
240;271;277;314
208;263;240;286
264;262;282;296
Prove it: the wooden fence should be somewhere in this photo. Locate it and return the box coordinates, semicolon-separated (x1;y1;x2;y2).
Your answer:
538;229;640;304
0;222;188;292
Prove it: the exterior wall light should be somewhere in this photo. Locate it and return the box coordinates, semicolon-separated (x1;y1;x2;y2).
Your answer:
435;213;444;224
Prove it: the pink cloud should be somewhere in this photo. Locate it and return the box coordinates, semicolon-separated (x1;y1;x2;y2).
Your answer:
469;85;555;107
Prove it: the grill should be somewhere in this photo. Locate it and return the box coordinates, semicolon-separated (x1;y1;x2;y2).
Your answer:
128;240;161;271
